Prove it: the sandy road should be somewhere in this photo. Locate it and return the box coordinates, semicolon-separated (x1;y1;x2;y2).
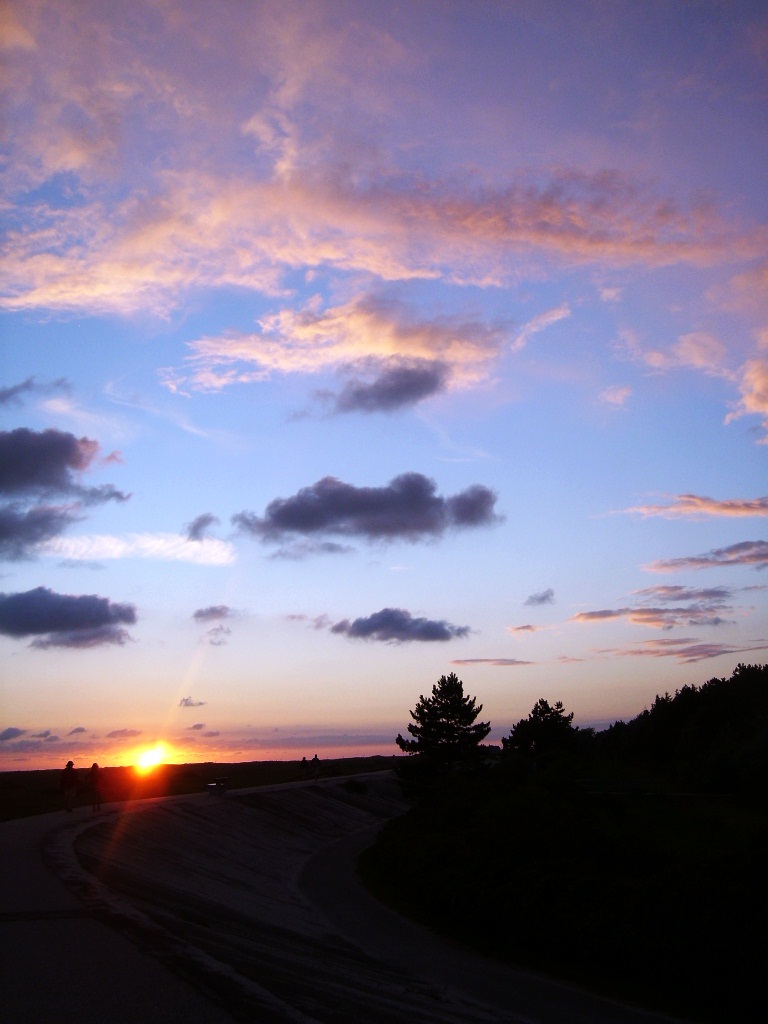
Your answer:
31;773;693;1024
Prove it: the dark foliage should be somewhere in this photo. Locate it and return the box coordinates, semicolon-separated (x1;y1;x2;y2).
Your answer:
363;664;768;1024
395;672;491;773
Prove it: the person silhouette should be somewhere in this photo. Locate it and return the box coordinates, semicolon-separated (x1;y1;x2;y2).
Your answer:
311;753;320;781
87;762;103;812
61;761;77;812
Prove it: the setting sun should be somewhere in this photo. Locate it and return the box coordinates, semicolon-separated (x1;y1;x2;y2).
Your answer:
134;743;170;774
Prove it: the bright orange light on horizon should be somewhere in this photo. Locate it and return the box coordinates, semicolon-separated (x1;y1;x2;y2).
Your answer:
134;742;170;774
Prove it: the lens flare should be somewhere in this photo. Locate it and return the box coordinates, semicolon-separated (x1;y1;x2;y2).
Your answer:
134;742;169;774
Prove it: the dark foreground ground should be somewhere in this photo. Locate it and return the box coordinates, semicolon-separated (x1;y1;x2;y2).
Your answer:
2;770;691;1024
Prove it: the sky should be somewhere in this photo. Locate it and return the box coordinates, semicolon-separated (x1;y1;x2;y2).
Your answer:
1;0;767;771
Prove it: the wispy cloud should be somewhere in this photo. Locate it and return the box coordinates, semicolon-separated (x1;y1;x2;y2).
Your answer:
618;494;768;518
511;304;570;352
451;657;534;666
647;540;768;573
726;358;768;443
39;532;236;566
598;637;768;664
163;295;507;398
524;587;555;606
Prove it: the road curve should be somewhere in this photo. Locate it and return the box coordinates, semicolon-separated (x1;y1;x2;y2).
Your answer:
15;773;694;1024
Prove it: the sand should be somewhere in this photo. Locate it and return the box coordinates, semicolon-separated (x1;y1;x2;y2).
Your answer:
23;773;690;1024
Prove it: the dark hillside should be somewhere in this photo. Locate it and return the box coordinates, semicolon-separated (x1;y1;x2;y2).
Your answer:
361;664;768;1024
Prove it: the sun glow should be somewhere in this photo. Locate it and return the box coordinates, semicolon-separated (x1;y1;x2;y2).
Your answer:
134;742;170;774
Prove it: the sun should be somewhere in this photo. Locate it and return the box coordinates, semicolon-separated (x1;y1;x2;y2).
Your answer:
134;742;169;774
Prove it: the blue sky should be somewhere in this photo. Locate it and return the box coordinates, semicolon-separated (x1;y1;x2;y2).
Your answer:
1;0;767;770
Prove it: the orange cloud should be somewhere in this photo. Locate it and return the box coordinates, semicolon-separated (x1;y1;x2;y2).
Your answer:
619;493;768;518
164;294;508;394
726;359;768;443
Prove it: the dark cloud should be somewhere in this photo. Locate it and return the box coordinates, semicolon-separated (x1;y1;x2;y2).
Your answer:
186;512;220;541
632;585;733;602
193;605;231;621
0;504;82;560
647;540;768;573
188;723;205;730
525;588;555;606
330;359;450;414
0;428;129;503
202;731;220;738
233;472;501;543
204;624;231;646
106;728;141;738
31;729;52;738
452;658;534;666
0;427;129;560
68;726;86;735
268;540;353;560
330;607;470;642
31;624;134;649
0;587;136;650
0;727;27;742
0;377;69;407
179;696;206;707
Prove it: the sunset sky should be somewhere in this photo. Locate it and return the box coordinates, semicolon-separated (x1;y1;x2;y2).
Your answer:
2;0;767;771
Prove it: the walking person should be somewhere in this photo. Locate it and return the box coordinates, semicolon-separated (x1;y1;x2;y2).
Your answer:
87;762;104;812
61;760;78;812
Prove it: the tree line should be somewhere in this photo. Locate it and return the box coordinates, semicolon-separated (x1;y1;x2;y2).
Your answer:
370;664;768;1023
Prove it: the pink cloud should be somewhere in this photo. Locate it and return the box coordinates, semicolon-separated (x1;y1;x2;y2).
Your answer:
619;493;768;518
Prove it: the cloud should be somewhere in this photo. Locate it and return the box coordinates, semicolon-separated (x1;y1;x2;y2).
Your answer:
204;624;231;646
623;330;732;378
193;605;231;621
330;607;470;642
571;605;732;630
511;304;570;352
599;637;768;664
507;624;542;635
179;696;206;707
0;377;69;407
599;385;631;407
165;295;506;398
67;726;86;735
0;428;128;503
647;540;768;573
0;727;27;742
0;586;137;649
619;493;768;518
325;358;451;414
31;623;134;649
631;585;736;602
106;728;141;739
186;512;220;541
726;359;768;443
0;427;129;560
524;588;555;606
39;532;236;565
4;161;755;321
451;658;534;666
202;731;220;738
188;723;205;731
0;504;82;561
233;472;501;544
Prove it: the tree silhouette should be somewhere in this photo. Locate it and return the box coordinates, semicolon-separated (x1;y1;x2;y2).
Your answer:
396;672;491;767
502;698;577;756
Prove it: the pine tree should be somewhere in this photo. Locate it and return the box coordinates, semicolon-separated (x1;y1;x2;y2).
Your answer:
396;672;491;767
